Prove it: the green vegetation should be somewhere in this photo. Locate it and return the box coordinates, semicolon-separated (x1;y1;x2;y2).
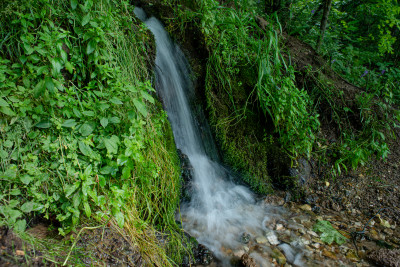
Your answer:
1;0;399;264
287;0;400;175
0;0;188;265
160;0;399;184
313;220;348;245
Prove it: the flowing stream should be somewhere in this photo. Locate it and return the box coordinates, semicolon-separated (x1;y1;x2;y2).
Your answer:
134;8;304;266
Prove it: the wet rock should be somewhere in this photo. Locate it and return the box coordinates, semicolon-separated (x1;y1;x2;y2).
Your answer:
194;244;215;265
271;247;286;265
276;224;285;231
177;149;194;201
255;236;268;244
322;249;338;260
266;231;280;246
240;253;257;267
278;233;292;244
240;232;251;244
299;204;312;211
234;249;245;258
289;158;311;186
264;195;285;206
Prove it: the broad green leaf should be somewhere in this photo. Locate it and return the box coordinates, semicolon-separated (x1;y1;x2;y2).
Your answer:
8;200;19;208
109;117;120;124
62;119;77;128
6;209;22;224
0;107;16;116
22;77;30;88
35;120;52;129
10;189;21;196
33;80;45;98
79;123;94;136
65;181;81;198
4;140;13;148
20;175;33;185
0;149;8;159
51;58;62;75
133;99;148;117
71;0;78;10
83;111;95;117
313;220;348;245
110;97;123;105
72;192;82;208
141;91;155;104
45;77;55;94
65;62;74;74
112;208;124;228
82;13;91;26
21;202;43;213
100;117;108;128
98;175;106;187
121;166;131;180
104;135;119;155
73;108;82;118
0;98;9;107
83;202;91;217
14;219;26;233
79;141;93;156
86;39;96;55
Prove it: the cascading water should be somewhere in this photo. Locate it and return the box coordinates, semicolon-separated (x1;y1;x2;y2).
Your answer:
135;7;304;266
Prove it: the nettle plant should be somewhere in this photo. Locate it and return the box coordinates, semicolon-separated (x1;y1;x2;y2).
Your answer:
0;0;156;234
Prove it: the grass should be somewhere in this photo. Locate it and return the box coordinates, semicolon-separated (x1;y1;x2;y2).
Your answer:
0;0;188;265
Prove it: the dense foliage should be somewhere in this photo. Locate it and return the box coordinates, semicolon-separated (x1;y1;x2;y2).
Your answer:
284;0;400;173
164;0;399;179
0;0;186;265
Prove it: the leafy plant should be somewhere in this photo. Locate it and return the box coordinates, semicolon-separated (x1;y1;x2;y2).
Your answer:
313;220;348;245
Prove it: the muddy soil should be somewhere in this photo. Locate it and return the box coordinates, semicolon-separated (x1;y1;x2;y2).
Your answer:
0;226;53;266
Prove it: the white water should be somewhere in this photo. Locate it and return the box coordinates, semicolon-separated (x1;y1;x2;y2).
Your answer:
135;8;303;266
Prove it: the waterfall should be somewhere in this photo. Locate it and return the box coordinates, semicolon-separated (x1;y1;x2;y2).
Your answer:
134;7;303;266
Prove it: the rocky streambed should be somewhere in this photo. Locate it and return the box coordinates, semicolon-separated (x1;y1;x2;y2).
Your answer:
187;194;400;267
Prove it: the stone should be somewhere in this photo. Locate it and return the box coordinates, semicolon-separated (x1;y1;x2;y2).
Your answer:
264;195;285;206
266;232;280;246
15;249;25;256
276;224;285;231
311;242;321;249
255;236;268;244
271;247;286;265
299;204;312;211
234;249;245;258
322;249;338;260
240;253;257;267
307;230;318;237
240;232;251;244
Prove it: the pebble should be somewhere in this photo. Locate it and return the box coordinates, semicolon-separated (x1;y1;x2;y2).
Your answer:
300;204;312;211
307;230;318;237
234;249;245;258
276;224;285;231
266;232;280;245
271;247;286;265
322;249;338;260
15;250;25;256
256;236;268;244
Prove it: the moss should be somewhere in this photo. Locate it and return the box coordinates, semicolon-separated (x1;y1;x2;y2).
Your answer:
205;62;292;195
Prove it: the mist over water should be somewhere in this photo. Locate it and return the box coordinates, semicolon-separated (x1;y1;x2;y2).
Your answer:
134;7;303;266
